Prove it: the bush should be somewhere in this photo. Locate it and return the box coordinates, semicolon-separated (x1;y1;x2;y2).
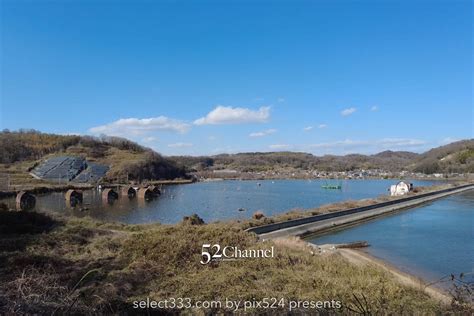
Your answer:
182;214;205;225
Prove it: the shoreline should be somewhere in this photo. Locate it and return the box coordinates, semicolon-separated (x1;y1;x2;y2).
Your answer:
0;178;194;198
305;240;453;304
1;180;470;312
196;176;456;182
336;247;452;305
1;211;456;314
249;183;474;239
0;177;461;198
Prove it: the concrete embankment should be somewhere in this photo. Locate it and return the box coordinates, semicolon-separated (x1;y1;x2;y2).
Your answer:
247;184;474;240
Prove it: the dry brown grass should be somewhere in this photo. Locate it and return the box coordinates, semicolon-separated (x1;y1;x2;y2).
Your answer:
0;210;467;314
272;236;310;252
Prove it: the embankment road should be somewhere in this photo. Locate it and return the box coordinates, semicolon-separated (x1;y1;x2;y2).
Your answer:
246;184;474;240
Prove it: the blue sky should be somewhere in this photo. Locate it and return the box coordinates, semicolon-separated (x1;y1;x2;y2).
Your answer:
1;0;472;156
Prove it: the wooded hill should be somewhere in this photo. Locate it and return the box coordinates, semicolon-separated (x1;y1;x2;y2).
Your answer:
171;140;474;174
0;130;187;182
1;131;472;183
412;140;474;174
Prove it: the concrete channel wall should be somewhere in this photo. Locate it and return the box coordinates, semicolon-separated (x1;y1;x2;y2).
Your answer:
247;184;474;240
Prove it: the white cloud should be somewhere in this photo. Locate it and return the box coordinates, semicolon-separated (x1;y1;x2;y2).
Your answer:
371;105;379;111
89;116;191;136
277;97;285;103
211;146;238;154
269;144;291;150
439;137;460;145
309;139;369;149
376;138;426;148
194;105;270;125
341;107;357;116
304;124;327;132
167;142;193;148
63;132;82;136
308;138;428;154
310;138;426;149
249;129;277;137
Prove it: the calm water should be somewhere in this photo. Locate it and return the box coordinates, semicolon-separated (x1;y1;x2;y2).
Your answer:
6;179;438;224
307;190;474;285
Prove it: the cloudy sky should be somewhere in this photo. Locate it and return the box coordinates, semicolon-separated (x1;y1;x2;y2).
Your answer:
1;1;472;156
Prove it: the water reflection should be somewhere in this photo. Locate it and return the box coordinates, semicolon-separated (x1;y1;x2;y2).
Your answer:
307;190;474;286
2;179;441;224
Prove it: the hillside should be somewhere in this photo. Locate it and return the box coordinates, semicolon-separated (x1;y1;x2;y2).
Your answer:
411;140;474;174
1;131;472;189
372;150;420;160
171;152;397;173
0;130;188;187
171;151;419;173
171;140;474;175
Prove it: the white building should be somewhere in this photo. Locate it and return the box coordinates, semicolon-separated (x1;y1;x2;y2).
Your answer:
389;181;413;196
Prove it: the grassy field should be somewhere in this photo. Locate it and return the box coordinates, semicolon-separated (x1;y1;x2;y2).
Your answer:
0;160;49;189
0;209;470;314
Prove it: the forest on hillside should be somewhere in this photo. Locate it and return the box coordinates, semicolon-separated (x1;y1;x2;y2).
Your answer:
171;140;474;174
1;130;473;176
0;130;187;181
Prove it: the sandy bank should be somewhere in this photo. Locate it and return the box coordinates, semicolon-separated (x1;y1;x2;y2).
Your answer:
337;248;452;305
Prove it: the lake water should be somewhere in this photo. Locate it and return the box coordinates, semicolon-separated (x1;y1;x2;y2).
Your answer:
306;190;474;286
6;179;439;224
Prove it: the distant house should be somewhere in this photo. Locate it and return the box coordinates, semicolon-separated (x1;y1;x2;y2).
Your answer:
389;181;413;196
